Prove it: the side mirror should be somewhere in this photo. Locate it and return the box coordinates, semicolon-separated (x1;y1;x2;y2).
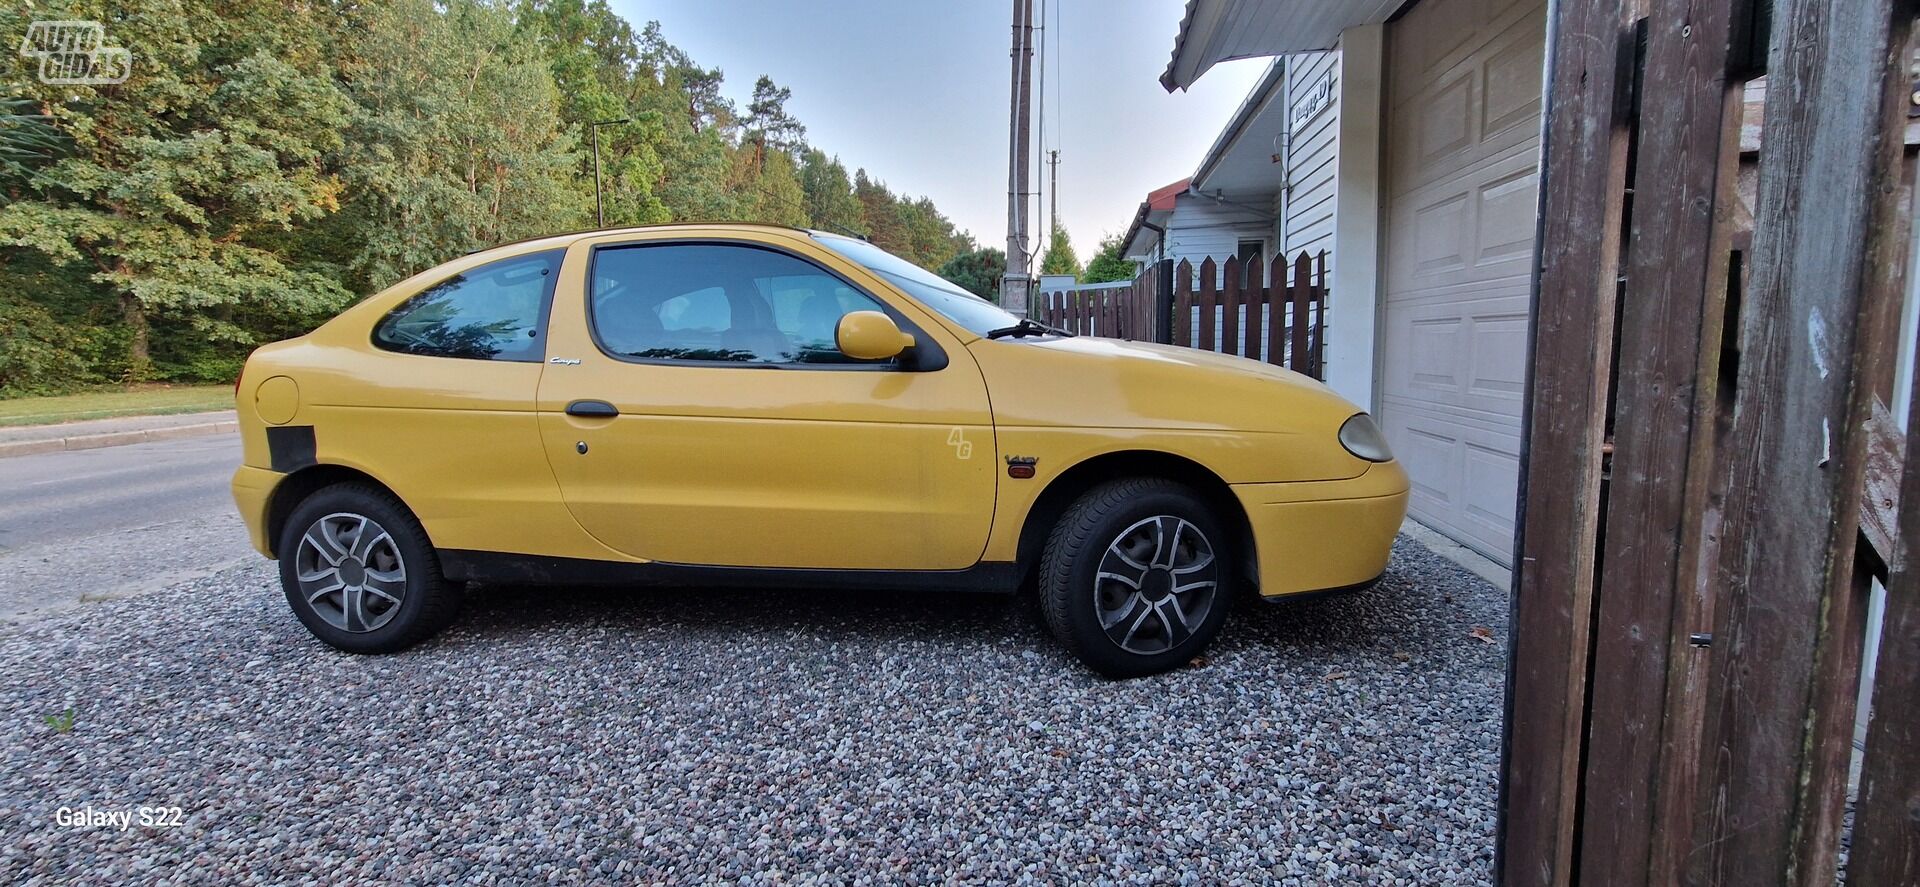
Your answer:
835;310;917;361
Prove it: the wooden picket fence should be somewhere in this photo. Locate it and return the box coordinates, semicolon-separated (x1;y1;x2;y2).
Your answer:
1034;276;1159;342
1033;251;1328;379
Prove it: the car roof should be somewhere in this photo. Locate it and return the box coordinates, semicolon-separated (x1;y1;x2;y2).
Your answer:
471;222;848;257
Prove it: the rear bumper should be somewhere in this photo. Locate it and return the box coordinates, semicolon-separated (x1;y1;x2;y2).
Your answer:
231;465;282;558
1231;461;1410;598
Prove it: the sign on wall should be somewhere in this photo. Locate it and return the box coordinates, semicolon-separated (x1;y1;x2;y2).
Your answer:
1289;73;1334;135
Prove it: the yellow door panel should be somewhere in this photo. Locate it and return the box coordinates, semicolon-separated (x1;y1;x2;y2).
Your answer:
535;232;998;570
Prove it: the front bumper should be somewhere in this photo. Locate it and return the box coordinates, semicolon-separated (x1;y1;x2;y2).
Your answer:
1231;461;1411;598
231;465;283;558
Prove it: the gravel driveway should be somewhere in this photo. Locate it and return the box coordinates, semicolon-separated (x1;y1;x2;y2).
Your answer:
0;537;1506;885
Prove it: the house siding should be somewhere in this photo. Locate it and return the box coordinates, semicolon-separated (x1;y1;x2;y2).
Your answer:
1161;198;1272;279
1283;50;1341;267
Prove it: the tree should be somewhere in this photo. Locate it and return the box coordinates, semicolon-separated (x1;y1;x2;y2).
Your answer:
799;150;865;236
0;0;357;379
744;75;807;161
1040;222;1082;279
938;248;1006;299
334;0;585;288
0;98;67;196
0;2;982;395
1083;232;1134;283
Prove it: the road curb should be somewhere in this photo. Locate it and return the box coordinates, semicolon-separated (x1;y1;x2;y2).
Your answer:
0;420;239;460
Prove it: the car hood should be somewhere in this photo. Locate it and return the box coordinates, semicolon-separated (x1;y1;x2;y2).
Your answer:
964;335;1367;436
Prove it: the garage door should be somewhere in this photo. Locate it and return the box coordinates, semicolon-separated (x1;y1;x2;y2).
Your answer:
1379;0;1545;565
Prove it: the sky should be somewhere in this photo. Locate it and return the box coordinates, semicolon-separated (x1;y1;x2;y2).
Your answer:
609;0;1267;266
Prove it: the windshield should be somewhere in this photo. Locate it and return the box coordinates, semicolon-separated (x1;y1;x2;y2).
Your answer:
812;233;1020;336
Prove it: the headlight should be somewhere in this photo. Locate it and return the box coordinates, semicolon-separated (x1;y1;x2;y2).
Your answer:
1338;413;1394;462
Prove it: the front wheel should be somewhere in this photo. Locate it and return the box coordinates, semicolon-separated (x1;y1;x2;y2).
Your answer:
1039;479;1233;677
276;483;460;654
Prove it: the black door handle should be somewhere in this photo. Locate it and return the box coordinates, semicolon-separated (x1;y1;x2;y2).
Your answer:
565;399;619;418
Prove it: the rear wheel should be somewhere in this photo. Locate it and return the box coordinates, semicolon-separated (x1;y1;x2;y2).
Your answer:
1039;478;1232;677
276;483;459;654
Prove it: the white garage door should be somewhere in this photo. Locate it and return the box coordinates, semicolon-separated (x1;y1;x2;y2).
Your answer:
1380;0;1545;565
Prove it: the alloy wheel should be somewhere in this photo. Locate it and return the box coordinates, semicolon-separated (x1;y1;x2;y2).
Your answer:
294;512;408;633
1093;515;1218;655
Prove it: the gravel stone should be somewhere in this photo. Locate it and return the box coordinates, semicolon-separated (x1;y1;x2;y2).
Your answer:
0;536;1507;884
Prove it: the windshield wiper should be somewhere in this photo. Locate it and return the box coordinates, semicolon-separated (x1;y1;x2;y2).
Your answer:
985;318;1073;340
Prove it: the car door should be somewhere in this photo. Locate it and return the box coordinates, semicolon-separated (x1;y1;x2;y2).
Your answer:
535;231;998;571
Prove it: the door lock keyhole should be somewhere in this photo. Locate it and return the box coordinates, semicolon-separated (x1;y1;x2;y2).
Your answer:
575;441;588;455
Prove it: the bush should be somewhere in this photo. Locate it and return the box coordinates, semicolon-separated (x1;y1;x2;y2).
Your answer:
0;299;109;396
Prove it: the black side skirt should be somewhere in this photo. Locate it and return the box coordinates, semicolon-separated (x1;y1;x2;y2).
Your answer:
438;550;1024;594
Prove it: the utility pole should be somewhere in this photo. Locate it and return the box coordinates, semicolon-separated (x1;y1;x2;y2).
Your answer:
1047;149;1060;234
1001;0;1033;317
590;118;629;227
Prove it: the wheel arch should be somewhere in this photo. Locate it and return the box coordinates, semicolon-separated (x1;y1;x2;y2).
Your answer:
1014;450;1257;589
264;464;411;558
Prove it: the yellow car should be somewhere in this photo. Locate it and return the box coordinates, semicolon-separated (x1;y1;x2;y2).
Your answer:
231;224;1408;676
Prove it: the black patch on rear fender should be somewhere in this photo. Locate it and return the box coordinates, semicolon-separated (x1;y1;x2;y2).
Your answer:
266;425;316;473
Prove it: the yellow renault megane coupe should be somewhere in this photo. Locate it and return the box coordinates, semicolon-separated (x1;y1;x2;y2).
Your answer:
231;224;1408;677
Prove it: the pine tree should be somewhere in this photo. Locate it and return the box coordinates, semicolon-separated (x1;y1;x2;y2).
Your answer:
1040;223;1083;279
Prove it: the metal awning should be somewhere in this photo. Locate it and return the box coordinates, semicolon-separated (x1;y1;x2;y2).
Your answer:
1161;0;1403;91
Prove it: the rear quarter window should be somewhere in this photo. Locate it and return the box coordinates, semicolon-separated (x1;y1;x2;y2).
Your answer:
372;250;562;362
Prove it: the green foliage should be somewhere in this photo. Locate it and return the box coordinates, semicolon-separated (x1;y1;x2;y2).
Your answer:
0;98;68;195
43;708;76;734
0;0;977;397
1083;232;1134;284
938;248;1006;299
1040;222;1082;279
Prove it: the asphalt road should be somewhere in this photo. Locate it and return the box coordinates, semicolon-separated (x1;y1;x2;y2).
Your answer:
0;435;255;624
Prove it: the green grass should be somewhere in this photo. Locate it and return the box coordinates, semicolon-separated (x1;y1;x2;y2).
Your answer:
0;384;234;427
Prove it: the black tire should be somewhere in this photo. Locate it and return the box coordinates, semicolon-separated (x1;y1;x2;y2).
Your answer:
276;482;460;654
1039;478;1234;678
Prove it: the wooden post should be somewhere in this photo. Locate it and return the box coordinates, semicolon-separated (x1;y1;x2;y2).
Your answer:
1155;259;1176;344
1244;255;1265;361
1221;256;1241;356
1198;258;1217;351
1576;1;1745;884
1289;252;1311;374
1313;252;1328;378
1267;254;1286;367
1691;1;1913;883
1857;334;1920;887
1174;260;1193;347
1498;0;1635;882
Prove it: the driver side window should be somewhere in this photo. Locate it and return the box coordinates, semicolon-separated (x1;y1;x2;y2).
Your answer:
590;243;889;365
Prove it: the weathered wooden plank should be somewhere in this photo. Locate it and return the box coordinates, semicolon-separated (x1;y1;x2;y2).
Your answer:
1198;258;1217;351
1497;0;1636;883
1289;253;1311;374
1858;396;1906;579
1577;1;1745;883
1313;253;1328;378
1689;0;1911;883
1221;257;1242;356
1266;255;1286;366
1857;380;1920;887
1243;256;1265;361
1842;6;1919;884
1174;260;1193;347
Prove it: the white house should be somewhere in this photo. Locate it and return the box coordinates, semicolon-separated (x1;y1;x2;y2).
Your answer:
1130;0;1542;567
1152;0;1915;750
